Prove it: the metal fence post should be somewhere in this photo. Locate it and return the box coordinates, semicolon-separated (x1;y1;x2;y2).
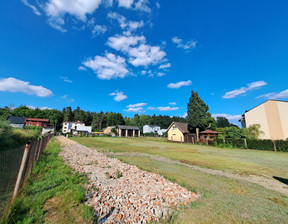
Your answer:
12;141;32;199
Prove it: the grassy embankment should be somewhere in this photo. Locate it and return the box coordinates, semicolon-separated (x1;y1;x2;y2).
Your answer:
1;138;94;224
0;128;40;151
73;136;288;224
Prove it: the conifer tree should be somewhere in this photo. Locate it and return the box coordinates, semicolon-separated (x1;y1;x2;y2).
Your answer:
187;90;209;132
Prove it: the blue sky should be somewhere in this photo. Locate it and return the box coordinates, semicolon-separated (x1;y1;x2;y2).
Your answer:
1;0;288;123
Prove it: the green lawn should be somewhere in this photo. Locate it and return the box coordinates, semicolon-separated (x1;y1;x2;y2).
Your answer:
72;136;288;223
73;136;288;178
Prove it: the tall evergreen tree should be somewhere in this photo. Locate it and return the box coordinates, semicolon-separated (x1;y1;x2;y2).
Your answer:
187;90;209;132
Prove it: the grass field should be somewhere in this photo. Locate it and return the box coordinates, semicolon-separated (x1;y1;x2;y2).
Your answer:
73;136;288;223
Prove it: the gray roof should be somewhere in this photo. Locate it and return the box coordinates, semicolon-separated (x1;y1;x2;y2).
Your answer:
6;116;26;124
117;125;140;130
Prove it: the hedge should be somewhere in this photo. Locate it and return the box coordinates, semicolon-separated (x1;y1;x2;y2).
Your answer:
274;140;288;152
246;139;275;151
214;138;288;152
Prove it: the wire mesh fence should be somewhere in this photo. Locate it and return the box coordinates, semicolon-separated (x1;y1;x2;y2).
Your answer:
0;133;53;217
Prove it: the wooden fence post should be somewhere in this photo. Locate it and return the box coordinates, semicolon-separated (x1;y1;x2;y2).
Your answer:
244;138;247;148
12;141;32;199
273;140;277;152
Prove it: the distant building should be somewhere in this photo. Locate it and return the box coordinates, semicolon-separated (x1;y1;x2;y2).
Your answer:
62;121;86;134
102;126;116;135
167;122;190;143
6;116;26;129
157;129;167;136
143;125;160;134
116;125;140;137
25;118;49;127
239;99;288;140
76;125;92;135
199;130;218;143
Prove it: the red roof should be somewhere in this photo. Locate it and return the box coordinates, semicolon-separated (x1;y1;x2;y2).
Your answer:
167;122;189;133
26;118;49;122
200;130;218;134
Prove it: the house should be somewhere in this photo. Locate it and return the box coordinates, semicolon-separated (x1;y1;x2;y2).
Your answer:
75;125;92;135
157;129;167;136
6;116;26;129
62;121;85;134
239;99;288;140
42;126;55;135
199;130;218;143
102;126;116;135
167;122;190;143
143;125;160;134
116;125;140;137
25;118;49;127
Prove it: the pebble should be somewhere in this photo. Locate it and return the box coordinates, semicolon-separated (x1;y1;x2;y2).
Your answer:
59;144;198;223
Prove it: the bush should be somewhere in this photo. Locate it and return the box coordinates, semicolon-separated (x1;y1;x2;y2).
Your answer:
246;139;274;151
24;126;42;131
274;140;288;152
226;138;247;149
143;132;156;137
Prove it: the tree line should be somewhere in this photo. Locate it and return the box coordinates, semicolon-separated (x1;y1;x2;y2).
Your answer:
0;106;186;131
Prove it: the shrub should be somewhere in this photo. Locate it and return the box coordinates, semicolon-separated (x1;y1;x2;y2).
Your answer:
274;140;288;152
225;138;247;149
246;139;274;151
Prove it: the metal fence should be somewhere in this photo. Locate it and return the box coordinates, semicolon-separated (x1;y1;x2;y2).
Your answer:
0;134;53;217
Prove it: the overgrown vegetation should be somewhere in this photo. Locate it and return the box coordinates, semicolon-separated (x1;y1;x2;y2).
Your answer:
1;138;95;224
0;120;40;151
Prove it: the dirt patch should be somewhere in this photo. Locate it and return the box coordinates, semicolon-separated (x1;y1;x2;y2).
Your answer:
43;196;89;224
56;136;78;146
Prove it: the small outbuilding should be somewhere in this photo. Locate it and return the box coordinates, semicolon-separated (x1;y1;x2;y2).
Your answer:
199;130;219;143
116;125;140;137
102;126;116;135
167;122;190;143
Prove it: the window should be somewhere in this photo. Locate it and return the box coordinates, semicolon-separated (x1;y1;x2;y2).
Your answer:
173;126;176;130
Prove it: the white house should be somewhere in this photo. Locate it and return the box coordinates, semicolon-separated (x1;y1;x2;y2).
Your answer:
143;125;161;134
157;129;167;136
62;121;91;135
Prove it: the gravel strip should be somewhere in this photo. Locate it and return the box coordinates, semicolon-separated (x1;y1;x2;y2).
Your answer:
59;143;198;223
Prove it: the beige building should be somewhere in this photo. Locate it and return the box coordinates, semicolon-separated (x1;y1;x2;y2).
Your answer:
240;100;288;140
167;122;190;143
102;126;116;135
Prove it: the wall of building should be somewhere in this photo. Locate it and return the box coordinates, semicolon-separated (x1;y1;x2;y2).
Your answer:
168;125;184;142
276;101;288;140
245;100;288;140
245;103;270;139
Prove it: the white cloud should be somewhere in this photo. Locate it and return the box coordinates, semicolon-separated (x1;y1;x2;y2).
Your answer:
257;89;288;100
128;44;166;67
45;0;102;21
172;37;197;52
223;81;267;99
118;0;134;8
169;102;176;105
183;112;187;118
82;53;129;80
109;91;127;101
125;107;143;112
92;25;107;36
159;63;171;69
147;106;156;110
212;114;242;121
127;103;147;108
156;2;160;8
167;80;192;89
60;76;72;83
0;77;53;97
107;34;145;52
157;72;165;77
47;17;67;32
27;105;53;110
134;0;151;12
107;12;144;31
21;0;41;16
107;33;167;67
157;106;179;111
78;66;87;71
